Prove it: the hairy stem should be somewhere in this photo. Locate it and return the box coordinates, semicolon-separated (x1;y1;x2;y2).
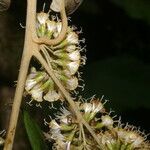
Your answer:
33;50;102;147
4;0;38;149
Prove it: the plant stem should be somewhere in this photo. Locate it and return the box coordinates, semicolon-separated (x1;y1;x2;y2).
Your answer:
3;0;38;149
80;123;86;146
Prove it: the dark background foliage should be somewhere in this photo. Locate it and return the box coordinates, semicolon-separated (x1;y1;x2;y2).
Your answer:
0;0;150;149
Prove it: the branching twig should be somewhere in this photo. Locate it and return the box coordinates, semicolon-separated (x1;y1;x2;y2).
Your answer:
4;0;38;149
4;0;102;149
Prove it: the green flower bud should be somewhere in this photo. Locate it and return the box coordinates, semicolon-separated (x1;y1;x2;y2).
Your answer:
53;31;79;49
54;60;80;75
37;24;46;37
55;50;80;61
61;124;76;131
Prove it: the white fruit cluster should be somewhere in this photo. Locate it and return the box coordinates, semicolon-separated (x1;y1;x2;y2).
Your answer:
25;12;86;102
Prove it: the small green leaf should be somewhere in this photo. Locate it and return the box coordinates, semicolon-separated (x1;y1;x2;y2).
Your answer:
112;0;150;24
82;56;150;112
23;110;48;150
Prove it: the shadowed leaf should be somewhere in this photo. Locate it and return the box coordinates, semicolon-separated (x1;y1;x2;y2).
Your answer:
112;0;150;24
23;110;48;150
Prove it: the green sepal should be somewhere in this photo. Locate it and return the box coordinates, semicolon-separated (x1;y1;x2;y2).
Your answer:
37;24;46;37
94;122;104;129
66;130;76;142
45;30;52;38
41;79;54;91
61;124;76;131
53;40;68;49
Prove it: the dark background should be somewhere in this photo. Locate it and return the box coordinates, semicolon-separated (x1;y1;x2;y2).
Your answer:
0;0;150;149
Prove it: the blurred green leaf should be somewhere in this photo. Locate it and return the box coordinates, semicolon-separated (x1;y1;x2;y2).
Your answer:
23;110;48;150
111;0;150;24
80;1;99;14
83;56;150;112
